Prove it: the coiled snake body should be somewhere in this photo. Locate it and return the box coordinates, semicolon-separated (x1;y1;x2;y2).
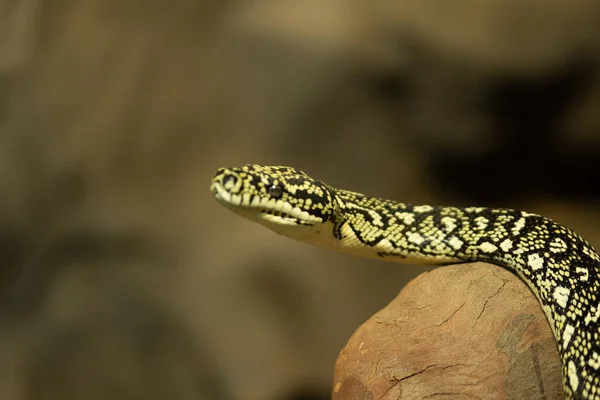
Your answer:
211;164;600;399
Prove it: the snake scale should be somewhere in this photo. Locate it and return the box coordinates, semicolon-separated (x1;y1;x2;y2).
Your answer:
210;164;600;399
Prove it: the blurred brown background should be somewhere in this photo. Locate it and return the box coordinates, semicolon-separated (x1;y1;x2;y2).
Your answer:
0;1;599;399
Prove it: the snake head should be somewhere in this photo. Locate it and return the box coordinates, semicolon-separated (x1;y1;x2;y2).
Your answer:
210;165;336;232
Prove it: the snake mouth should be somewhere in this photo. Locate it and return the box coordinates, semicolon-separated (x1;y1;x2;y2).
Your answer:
211;181;321;226
258;208;315;226
260;208;294;218
212;185;316;226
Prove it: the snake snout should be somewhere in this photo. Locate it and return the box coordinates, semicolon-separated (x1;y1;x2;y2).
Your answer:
211;168;248;208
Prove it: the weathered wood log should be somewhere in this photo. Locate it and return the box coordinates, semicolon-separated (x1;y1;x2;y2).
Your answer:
333;262;564;399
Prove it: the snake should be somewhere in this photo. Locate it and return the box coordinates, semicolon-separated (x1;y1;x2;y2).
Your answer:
210;164;600;399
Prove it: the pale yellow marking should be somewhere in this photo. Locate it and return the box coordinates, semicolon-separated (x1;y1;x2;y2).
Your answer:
499;239;513;252
553;286;570;308
434;242;447;252
527;253;544;270
583;246;600;261
441;217;457;233
465;207;486;213
448;237;463;250
413;205;433;213
563;324;575;349
568;360;579;391
479;242;497;253
474;216;488;230
511;217;526;235
576;267;589;282
585;304;600;325
407;232;425;245
395;212;415;225
589;352;600;370
367;210;384;227
346;202;384;227
549;237;568;253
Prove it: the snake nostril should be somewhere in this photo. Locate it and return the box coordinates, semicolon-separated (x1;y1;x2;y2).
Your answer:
222;174;238;190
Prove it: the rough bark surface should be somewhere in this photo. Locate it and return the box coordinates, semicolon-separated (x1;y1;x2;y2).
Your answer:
333;262;564;400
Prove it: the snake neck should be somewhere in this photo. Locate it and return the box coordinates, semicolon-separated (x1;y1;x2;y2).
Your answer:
328;190;599;271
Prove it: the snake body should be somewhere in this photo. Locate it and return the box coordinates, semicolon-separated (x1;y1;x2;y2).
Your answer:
210;164;600;399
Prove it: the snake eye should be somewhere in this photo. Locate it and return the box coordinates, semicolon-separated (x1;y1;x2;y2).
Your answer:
268;184;284;199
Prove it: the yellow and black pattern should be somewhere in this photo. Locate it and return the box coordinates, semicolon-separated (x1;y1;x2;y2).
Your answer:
210;164;600;400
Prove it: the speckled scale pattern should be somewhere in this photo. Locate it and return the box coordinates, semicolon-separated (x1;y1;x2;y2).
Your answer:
211;165;600;400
